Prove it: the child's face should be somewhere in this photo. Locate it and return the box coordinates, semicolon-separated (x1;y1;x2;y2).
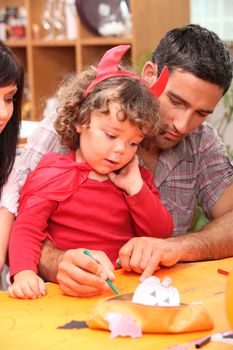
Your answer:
0;84;17;134
76;101;144;174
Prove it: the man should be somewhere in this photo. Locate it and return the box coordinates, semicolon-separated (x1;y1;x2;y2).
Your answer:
3;24;233;297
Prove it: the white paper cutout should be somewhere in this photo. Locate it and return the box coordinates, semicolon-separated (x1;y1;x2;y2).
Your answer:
132;276;180;306
211;331;233;345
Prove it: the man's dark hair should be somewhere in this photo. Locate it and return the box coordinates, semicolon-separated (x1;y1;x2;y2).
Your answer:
152;24;232;95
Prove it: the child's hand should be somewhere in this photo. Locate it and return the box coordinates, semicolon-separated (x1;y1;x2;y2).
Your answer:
108;155;143;195
8;270;46;299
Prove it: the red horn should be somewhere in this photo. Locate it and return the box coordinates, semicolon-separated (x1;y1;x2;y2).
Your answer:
96;44;131;76
84;44;169;98
84;45;138;96
149;66;169;98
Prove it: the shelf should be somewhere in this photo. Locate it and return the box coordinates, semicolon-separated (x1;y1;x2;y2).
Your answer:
6;0;190;121
6;39;77;48
79;36;132;46
6;40;28;48
31;39;77;47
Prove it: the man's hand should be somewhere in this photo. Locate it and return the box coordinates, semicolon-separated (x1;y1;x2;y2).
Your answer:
56;248;115;297
39;240;115;297
118;237;182;280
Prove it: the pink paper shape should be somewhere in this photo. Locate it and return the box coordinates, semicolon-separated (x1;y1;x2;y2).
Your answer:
105;312;142;339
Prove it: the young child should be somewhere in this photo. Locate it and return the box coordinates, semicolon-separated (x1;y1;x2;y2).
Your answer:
8;45;173;299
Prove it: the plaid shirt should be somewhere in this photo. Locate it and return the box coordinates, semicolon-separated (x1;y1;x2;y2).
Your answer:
155;122;233;235
3;115;233;234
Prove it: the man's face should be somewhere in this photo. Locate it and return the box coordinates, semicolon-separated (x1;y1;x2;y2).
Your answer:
144;66;224;150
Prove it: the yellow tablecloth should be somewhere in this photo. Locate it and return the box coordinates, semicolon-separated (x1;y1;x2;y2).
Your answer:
0;258;232;350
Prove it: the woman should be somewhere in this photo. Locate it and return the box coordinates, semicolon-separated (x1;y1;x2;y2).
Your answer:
0;40;24;273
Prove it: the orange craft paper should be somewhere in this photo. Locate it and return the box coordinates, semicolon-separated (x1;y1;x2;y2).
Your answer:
87;293;214;333
0;258;232;350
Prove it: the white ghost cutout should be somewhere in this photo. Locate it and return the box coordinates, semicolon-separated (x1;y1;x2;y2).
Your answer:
132;276;180;307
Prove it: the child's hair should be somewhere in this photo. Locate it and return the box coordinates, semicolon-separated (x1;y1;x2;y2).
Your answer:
0;40;24;194
55;65;160;151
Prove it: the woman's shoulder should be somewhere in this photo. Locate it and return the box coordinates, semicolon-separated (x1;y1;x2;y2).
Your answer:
37;151;75;167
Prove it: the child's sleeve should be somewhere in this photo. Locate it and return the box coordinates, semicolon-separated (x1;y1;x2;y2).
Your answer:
125;166;173;238
9;193;57;279
8;152;88;280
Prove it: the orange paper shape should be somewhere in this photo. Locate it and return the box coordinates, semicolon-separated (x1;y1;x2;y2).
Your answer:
87;293;214;334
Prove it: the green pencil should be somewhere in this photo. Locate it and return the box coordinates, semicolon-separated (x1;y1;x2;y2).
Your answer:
84;249;119;294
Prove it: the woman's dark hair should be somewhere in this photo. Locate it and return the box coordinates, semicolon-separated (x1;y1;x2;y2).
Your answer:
152;24;232;95
0;40;24;194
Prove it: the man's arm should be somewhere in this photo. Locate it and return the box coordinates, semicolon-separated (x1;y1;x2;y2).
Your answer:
172;208;233;261
211;182;233;218
39;240;115;297
39;183;233;289
119;183;233;279
177;182;233;261
39;180;233;294
38;239;64;282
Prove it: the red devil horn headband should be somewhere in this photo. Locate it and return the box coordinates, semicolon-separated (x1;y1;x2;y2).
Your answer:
84;45;169;98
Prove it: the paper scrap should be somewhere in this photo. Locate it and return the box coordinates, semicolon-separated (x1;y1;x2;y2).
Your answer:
211;331;233;344
57;320;87;329
105;312;142;339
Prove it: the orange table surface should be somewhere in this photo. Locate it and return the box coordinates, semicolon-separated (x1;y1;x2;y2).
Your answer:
0;258;232;350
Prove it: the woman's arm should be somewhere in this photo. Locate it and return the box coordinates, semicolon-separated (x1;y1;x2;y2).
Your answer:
0;208;15;272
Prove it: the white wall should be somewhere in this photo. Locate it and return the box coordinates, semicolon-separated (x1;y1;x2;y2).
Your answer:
191;0;233;151
208;99;233;151
191;0;233;41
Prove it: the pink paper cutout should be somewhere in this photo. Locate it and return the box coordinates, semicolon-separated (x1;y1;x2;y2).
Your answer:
105;312;142;339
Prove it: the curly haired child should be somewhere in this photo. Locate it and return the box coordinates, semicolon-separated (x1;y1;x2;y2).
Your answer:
8;45;173;299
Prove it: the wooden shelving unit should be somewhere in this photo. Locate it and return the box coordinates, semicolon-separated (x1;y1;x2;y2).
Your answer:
3;0;190;120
